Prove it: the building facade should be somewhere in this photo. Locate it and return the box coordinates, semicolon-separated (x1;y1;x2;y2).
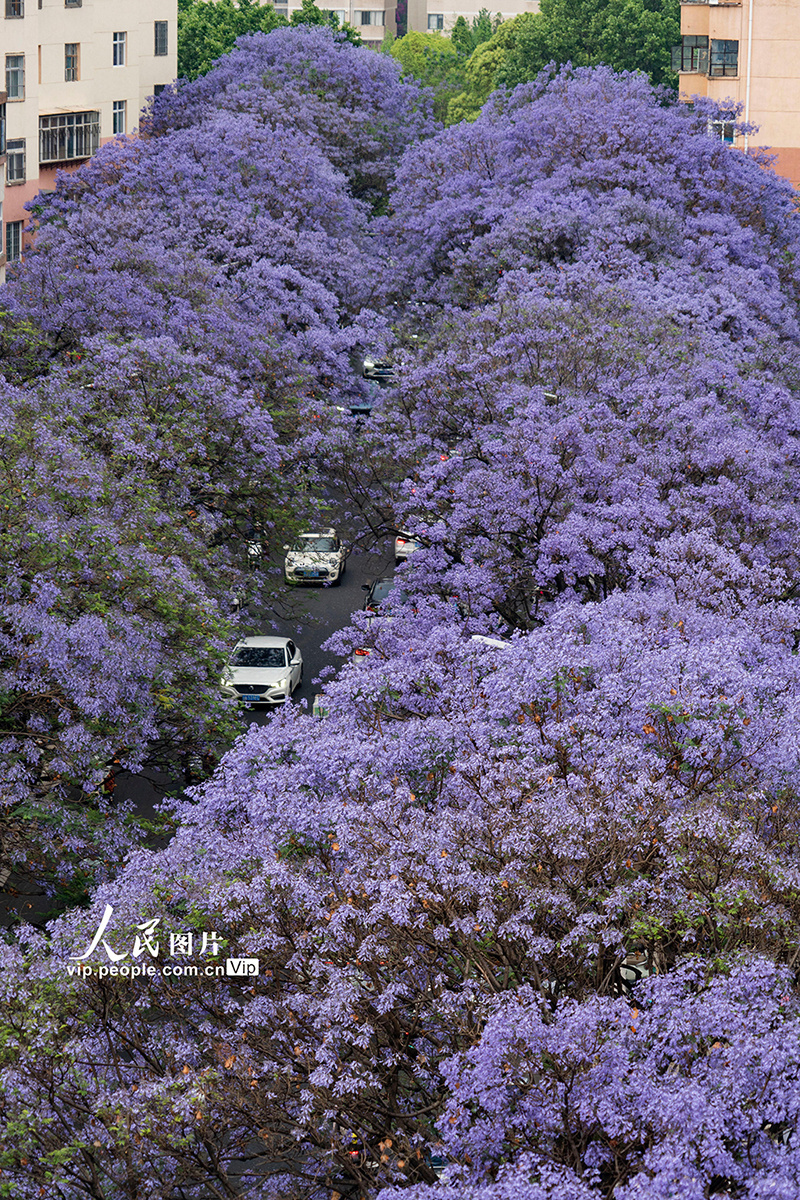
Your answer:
407;0;537;35
282;0;538;48
676;0;800;188
2;0;176;266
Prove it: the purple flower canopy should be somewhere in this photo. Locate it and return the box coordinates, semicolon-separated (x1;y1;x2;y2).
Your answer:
1;35;800;1199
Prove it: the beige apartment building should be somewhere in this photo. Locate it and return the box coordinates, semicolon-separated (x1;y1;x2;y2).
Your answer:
284;0;538;49
676;0;800;188
407;0;537;35
2;0;176;268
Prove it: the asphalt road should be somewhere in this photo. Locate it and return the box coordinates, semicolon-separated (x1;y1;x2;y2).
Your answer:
240;536;396;725
0;537;399;928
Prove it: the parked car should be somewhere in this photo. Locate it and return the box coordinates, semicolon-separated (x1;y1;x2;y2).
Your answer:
361;577;408;611
354;579;413;663
394;530;423;566
220;636;303;707
362;353;396;384
284;529;345;585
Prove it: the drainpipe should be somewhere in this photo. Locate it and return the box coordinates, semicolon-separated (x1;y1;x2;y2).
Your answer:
744;0;754;151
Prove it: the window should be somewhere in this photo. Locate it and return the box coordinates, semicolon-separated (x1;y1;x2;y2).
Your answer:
39;111;100;163
154;20;168;56
65;0;82;6
709;112;736;144
5;54;24;99
6;138;25;183
112;99;126;135
427;12;443;28
5;0;23;17
0;102;5;157
710;39;738;77
6;220;23;262
357;10;384;23
671;35;708;74
153;83;167;97
112;31;126;66
64;42;79;81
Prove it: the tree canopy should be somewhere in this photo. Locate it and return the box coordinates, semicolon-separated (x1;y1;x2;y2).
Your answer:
445;0;680;122
177;0;361;78
1;31;800;1200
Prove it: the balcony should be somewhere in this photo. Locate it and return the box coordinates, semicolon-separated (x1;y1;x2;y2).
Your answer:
39;111;100;165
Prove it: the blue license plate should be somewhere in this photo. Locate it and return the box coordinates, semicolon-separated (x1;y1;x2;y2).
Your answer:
242;694;261;703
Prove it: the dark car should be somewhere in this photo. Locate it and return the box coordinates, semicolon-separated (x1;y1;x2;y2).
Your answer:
361;577;408;611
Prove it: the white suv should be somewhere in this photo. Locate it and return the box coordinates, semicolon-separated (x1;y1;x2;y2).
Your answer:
220;636;303;707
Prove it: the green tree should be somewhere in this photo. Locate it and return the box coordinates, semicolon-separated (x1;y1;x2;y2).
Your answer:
178;0;286;79
290;0;362;44
390;30;461;120
450;8;501;57
177;0;359;80
447;15;531;123
446;0;679;123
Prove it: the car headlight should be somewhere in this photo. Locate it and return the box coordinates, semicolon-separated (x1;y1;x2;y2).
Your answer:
271;677;289;691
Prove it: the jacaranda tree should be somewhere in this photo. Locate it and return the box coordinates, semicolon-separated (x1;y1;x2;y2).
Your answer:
1;41;800;1200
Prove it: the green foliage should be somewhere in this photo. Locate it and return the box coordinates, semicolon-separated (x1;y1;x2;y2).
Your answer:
446;0;680;124
389;13;500;123
450;9;502;57
390;30;462;121
447;15;528;123
289;0;362;45
178;0;287;79
391;29;459;87
177;0;360;79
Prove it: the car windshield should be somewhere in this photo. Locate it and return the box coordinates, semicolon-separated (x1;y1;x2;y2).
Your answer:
232;647;286;668
292;537;336;553
372;582;407;605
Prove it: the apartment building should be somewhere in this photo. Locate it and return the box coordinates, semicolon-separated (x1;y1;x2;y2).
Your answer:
282;0;537;48
408;0;537;34
2;0;176;267
0;89;5;272
675;0;800;188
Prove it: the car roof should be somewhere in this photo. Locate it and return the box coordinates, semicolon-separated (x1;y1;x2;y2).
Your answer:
235;636;292;648
298;529;336;538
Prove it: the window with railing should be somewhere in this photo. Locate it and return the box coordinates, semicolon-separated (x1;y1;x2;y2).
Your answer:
671;35;708;73
39;111;100;163
710;39;738;76
6;137;25;182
